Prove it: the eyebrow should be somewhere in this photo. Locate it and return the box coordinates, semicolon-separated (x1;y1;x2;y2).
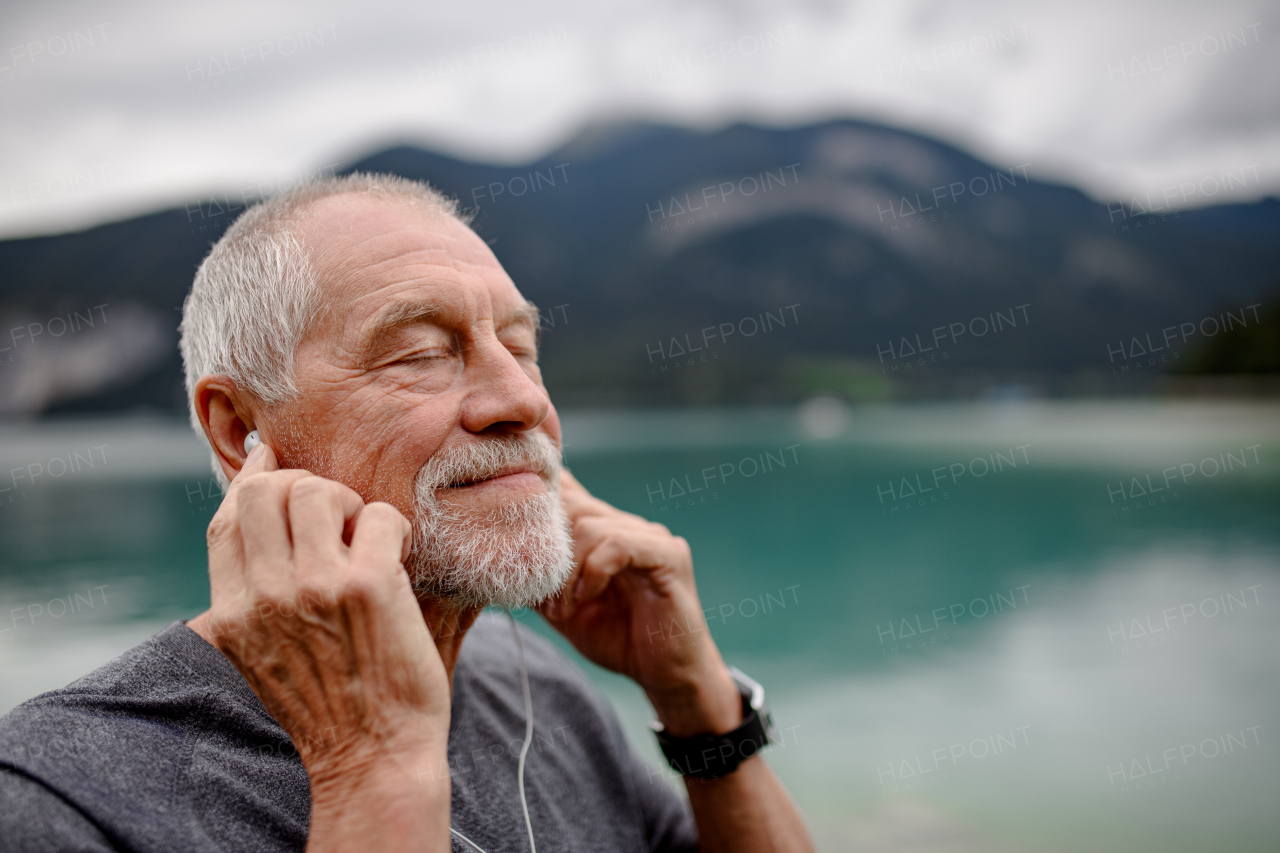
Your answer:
357;300;443;358
356;299;542;362
498;302;541;336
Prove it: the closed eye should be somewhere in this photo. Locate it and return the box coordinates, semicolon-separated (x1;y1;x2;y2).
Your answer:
501;331;539;362
391;348;455;366
506;345;538;361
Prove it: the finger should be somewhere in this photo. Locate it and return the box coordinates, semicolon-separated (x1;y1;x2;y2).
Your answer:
240;439;279;478
349;501;413;580
570;515;647;569
578;531;690;601
349;505;420;662
578;537;633;598
288;476;365;578
206;443;282;597
537;562;584;624
344;503;417;653
535;597;559;623
564;483;650;530
559;470;615;520
238;470;314;590
206;498;246;603
558;535;634;620
561;516;647;616
400;516;413;563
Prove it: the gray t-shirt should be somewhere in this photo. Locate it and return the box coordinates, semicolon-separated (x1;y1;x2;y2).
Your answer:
0;615;697;852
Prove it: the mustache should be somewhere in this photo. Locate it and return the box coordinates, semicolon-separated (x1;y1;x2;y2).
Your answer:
415;432;562;496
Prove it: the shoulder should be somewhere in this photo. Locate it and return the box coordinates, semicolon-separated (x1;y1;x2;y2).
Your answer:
0;621;307;853
0;621;275;768
1;622;212;761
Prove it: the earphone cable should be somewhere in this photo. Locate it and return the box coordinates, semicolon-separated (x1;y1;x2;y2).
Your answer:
507;609;537;853
447;612;537;853
450;826;488;852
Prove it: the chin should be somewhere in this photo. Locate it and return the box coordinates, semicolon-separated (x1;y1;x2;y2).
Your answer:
407;491;575;611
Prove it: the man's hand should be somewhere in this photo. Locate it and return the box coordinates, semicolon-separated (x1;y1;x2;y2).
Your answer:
539;471;741;737
192;444;451;853
540;471;816;853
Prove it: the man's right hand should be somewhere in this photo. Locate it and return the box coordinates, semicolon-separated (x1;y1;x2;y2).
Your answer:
190;443;451;853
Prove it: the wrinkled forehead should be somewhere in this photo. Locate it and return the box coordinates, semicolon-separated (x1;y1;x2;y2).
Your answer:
295;193;524;329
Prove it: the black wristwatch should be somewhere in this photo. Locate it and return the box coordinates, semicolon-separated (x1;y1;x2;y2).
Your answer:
651;667;776;780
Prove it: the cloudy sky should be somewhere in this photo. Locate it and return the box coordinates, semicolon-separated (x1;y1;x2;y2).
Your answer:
1;0;1276;238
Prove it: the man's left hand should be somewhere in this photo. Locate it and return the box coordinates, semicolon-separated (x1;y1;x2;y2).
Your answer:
539;471;742;737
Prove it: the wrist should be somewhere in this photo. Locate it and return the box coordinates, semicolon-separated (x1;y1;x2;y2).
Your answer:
307;727;449;801
307;744;451;852
646;663;742;737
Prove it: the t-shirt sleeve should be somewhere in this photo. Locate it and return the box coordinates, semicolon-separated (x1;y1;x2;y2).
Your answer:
606;721;699;853
630;762;699;853
0;767;117;853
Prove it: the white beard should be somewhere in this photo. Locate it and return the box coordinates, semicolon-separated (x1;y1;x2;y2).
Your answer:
405;432;574;610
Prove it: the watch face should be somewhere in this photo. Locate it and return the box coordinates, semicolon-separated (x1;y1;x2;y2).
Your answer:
728;665;766;710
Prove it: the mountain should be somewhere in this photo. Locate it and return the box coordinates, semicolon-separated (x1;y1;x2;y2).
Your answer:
1;119;1277;417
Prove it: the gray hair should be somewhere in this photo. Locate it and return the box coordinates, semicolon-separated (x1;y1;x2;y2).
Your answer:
178;172;470;490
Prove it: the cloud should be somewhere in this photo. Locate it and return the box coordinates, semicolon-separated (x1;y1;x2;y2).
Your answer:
0;0;1275;238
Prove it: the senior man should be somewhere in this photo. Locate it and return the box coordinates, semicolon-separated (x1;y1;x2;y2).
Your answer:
0;174;813;852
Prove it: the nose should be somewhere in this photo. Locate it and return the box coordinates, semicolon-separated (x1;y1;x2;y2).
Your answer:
458;335;550;437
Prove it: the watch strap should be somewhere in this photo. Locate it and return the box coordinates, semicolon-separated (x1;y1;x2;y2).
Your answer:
653;676;772;779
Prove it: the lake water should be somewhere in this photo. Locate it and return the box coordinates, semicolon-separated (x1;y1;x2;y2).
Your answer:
2;401;1278;852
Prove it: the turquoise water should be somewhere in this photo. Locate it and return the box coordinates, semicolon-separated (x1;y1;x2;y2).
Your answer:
2;402;1278;852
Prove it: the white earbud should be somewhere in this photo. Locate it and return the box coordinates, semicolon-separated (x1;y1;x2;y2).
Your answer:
243;430;262;455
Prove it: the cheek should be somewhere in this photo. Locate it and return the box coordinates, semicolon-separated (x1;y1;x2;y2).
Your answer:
371;406;460;506
383;365;462;396
299;396;447;506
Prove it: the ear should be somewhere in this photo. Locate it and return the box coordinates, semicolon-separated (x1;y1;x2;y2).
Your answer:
194;375;262;484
